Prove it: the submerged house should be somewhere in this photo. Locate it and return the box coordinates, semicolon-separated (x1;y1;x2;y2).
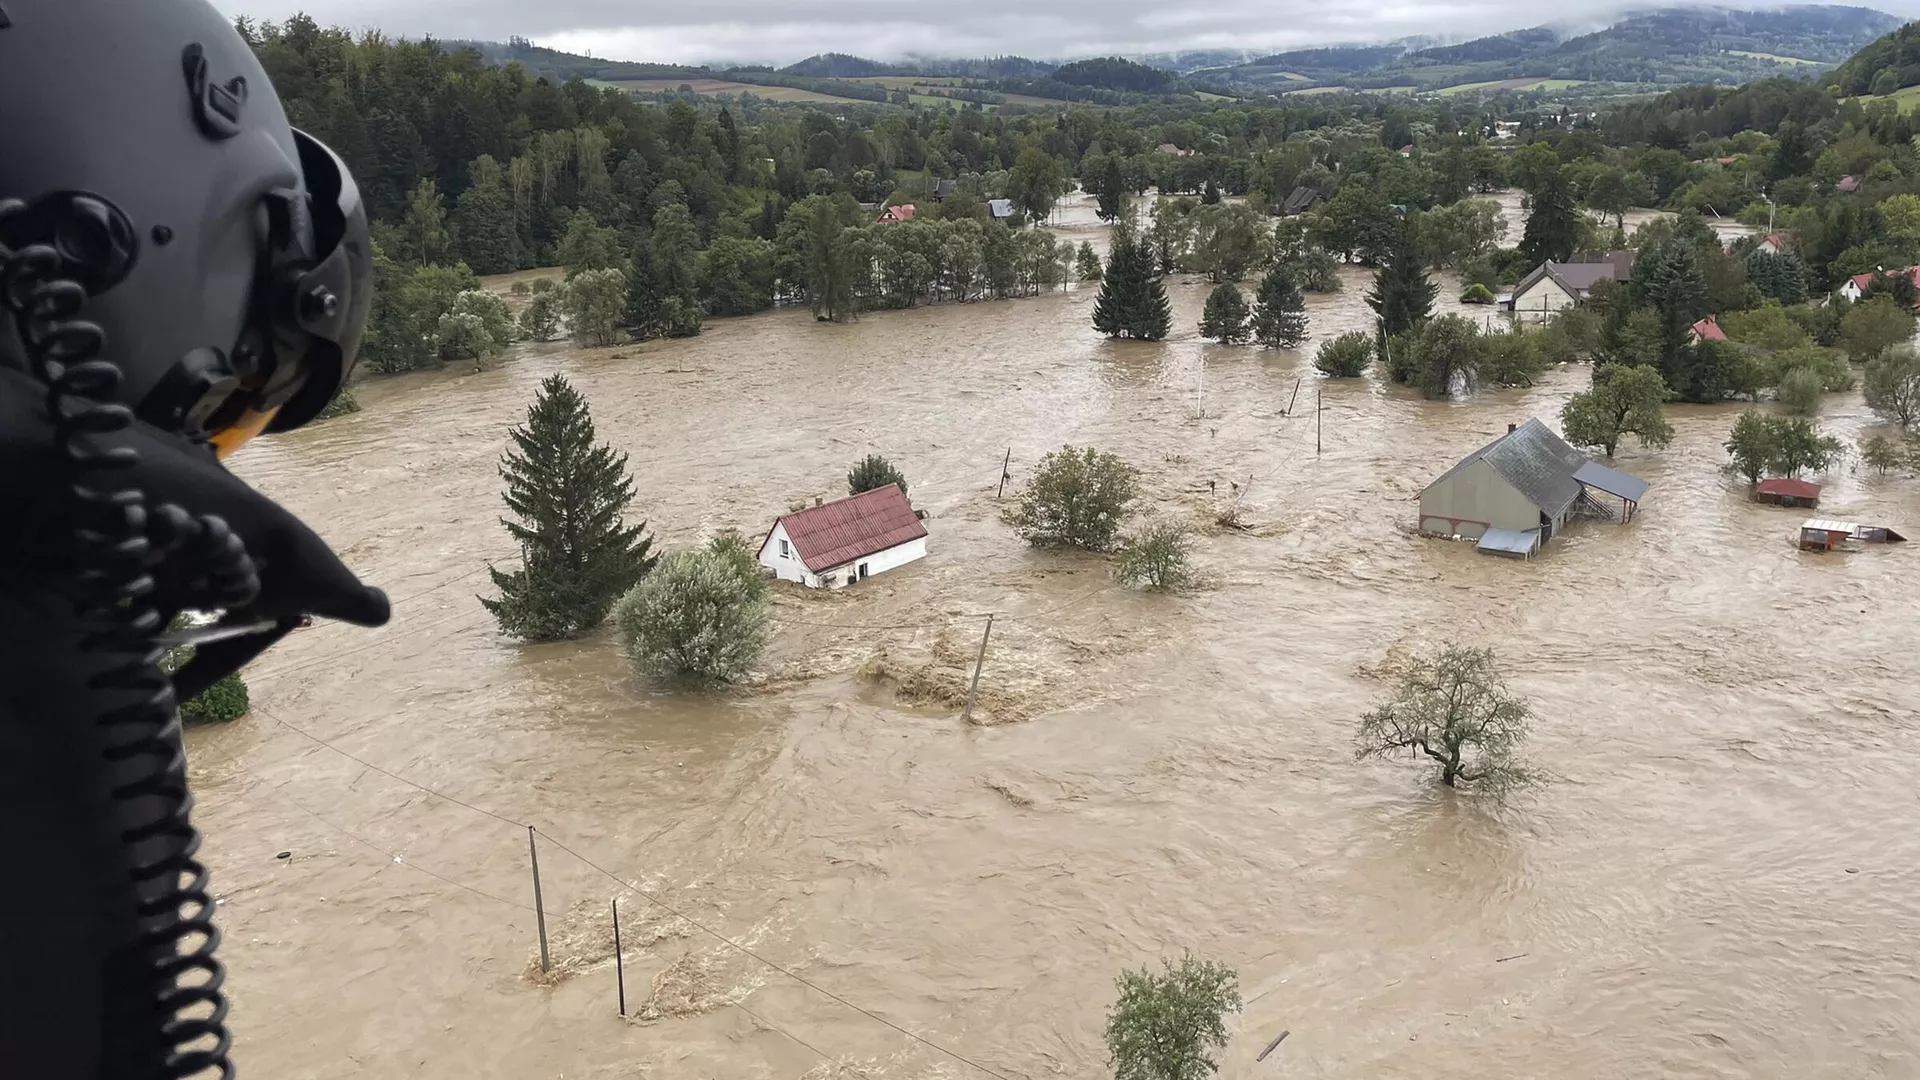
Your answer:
1503;252;1634;322
756;485;928;589
1753;477;1820;508
1419;419;1649;558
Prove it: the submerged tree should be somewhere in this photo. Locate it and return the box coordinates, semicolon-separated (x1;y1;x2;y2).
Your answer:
1009;445;1139;551
1250;264;1308;348
1093;228;1172;341
483;375;657;640
1198;283;1250;344
1313;331;1373;377
1560;363;1673;457
1097;155;1127;223
1355;644;1540;793
1115;518;1194;590
1366;225;1436;347
1077;240;1104;281
1105;952;1241;1080
847;454;908;496
613;534;770;684
1865;346;1920;429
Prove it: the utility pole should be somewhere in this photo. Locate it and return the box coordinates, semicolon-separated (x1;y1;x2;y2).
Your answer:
612;899;626;1016
1316;389;1322;455
962;615;994;723
996;449;1012;498
528;827;550;974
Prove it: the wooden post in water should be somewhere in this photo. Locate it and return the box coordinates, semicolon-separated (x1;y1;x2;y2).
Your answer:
528;826;550;974
1285;377;1301;417
1316;389;1322;456
612;899;626;1016
961;615;995;723
996;449;1012;498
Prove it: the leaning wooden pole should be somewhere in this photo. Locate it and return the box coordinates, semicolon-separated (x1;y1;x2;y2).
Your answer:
528;827;550;974
961;615;995;723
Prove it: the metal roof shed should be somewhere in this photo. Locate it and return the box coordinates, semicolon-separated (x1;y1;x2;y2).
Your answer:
1476;528;1541;559
1573;460;1649;522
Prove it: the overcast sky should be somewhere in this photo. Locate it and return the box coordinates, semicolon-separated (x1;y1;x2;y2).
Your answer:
212;1;1905;66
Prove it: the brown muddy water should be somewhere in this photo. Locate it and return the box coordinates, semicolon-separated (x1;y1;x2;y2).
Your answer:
199;194;1917;1080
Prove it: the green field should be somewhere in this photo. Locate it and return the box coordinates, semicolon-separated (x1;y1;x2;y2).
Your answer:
607;78;872;104
1436;77;1589;95
1282;85;1347;96
1359;85;1419;95
1853;84;1920;113
1728;50;1821;65
1195;91;1236;101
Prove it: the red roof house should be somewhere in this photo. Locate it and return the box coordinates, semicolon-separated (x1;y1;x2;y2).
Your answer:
756;485;929;588
875;203;916;223
1690;316;1727;342
1754;477;1821;508
1837;175;1862;193
1840;265;1920;305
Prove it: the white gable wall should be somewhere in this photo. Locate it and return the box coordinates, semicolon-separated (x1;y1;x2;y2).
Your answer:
1510;275;1578;323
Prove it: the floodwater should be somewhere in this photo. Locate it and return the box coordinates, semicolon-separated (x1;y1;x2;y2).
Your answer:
199;191;1917;1080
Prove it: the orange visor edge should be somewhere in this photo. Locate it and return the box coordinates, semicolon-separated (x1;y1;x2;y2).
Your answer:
208;405;281;460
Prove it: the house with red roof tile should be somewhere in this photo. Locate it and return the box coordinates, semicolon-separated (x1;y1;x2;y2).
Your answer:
875;203;916;223
756;484;928;588
1838;265;1920;305
1689;316;1726;343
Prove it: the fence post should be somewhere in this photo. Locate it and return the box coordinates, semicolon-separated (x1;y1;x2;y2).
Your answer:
612;898;626;1017
1316;389;1322;456
961;615;995;723
1286;377;1301;416
528;826;550;974
996;449;1012;498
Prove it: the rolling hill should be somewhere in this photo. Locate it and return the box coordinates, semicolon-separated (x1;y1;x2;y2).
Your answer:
1202;5;1902;96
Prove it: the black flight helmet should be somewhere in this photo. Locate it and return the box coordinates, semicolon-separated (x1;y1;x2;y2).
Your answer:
0;0;371;456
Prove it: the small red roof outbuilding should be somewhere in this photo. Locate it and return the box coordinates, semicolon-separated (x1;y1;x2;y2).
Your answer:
1690;316;1727;342
763;485;926;573
875;203;916;223
1754;477;1821;506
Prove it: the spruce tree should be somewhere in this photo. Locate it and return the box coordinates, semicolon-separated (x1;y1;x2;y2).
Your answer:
1519;168;1582;266
1250;265;1308;348
1092;228;1171;341
1366;226;1437;346
1076;240;1103;281
1202;178;1222;205
483;375;657;641
1097;156;1127;223
1199;283;1250;344
452;156;522;275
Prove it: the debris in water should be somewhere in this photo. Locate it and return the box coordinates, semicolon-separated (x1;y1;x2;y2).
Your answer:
1496;953;1528;963
275;851;291;860
1256;1029;1290;1061
983;780;1034;809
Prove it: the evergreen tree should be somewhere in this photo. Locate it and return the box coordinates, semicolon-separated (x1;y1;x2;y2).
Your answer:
1092;228;1171;341
1250;264;1308;348
397;177;453;267
1636;240;1714;397
452;155;522;275
1518;168;1582;266
1097;155;1127;223
483;375;656;641
1202;178;1222;205
716;107;742;183
1076;240;1103;281
625;237;664;339
650;203;704;337
1199;283;1250;344
1366;226;1437;347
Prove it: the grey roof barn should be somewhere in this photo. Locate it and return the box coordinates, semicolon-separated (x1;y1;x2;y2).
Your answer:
1418;419;1648;556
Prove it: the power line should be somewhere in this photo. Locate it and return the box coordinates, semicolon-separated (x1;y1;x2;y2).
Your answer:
532;830;1018;1080
266;780;537;914
253;703;529;830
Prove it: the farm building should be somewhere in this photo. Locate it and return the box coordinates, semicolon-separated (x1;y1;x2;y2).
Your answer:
1798;518;1907;551
1753;478;1820;508
1504;252;1634;322
987;198;1015;221
756;485;928;589
930;178;956;201
1419;419;1649;557
875;203;916;223
1280;186;1323;216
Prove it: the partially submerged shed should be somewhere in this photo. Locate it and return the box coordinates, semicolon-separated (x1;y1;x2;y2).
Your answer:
1799;518;1908;550
1754;478;1820;508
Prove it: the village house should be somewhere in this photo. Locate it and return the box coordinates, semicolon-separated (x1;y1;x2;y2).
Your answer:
1418;419;1650;558
875;203;916;223
987;198;1015;221
1753;477;1821;509
1753;232;1791;255
1837;266;1920;304
1836;175;1862;194
930;178;956;202
756;485;928;589
1155;143;1192;157
1503;251;1634;322
1689;316;1726;344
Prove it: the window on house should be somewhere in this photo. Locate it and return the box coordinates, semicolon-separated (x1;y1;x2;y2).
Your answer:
779;539;790;558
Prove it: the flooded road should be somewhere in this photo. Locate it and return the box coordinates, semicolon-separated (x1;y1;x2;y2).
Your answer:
200;195;1918;1080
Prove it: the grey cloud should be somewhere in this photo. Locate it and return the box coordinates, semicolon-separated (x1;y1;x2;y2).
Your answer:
214;0;1919;66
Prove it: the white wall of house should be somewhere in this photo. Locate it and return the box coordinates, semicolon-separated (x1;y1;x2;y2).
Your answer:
1509;277;1577;323
755;525;927;589
1838;280;1866;303
1419;459;1549;539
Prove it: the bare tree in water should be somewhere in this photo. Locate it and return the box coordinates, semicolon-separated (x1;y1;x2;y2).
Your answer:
1355;644;1541;794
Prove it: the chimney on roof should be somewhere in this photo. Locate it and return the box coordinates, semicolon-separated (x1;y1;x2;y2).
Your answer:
1508;422;1518;433
814;496;823;507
